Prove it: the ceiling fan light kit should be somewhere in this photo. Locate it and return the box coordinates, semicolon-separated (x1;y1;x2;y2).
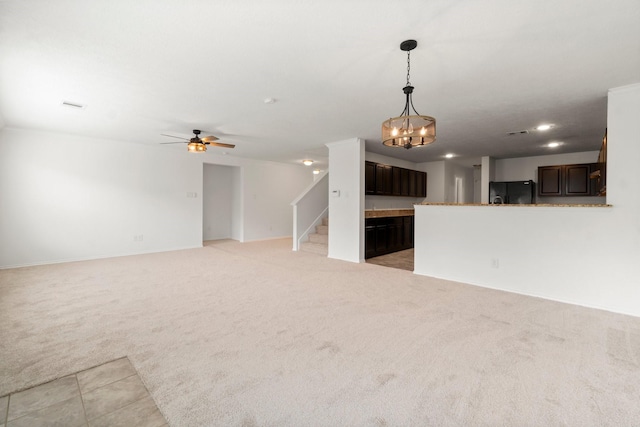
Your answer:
382;39;436;150
161;129;235;152
187;141;207;152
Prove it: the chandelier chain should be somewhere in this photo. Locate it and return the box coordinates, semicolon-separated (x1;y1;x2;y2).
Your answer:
406;51;411;86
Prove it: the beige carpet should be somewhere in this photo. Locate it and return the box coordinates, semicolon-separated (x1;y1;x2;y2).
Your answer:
1;238;639;426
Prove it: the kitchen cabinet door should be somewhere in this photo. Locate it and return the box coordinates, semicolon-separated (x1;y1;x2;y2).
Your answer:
565;164;591;196
409;170;417;197
365;161;376;195
376;164;392;195
538;166;563;196
392;167;402;195
365;222;377;258
375;221;389;254
391;217;404;251
403;216;413;248
416;171;426;198
400;168;410;196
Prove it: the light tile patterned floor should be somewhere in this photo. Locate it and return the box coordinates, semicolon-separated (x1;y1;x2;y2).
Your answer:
366;248;414;271
1;357;167;427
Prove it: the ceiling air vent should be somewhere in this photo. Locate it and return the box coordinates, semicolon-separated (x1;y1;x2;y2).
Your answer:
507;130;529;136
61;101;85;109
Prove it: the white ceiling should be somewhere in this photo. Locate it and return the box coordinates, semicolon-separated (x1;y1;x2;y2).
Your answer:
1;0;639;170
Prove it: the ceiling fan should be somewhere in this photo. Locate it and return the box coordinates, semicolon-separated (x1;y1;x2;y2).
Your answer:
161;129;235;152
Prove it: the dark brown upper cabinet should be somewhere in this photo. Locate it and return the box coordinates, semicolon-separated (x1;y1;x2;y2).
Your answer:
365;161;427;198
538;163;599;197
365;161;376;195
565;164;592;196
538;165;563;196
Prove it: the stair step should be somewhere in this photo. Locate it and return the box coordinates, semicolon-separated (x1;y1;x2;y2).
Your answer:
308;233;328;244
315;224;328;235
300;241;328;255
322;217;329;226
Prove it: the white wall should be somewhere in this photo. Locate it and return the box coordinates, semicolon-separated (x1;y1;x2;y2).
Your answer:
495;151;599;182
365;151;424;209
231;166;243;241
445;162;474;203
365;152;418;169
240;160;312;241
414;83;640;317
327;138;364;263
417;161;445;202
203;164;235;240
0;128;312;267
0;128;202;267
416;160;474;203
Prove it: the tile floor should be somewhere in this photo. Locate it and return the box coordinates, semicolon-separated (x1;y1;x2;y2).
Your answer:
366;248;414;271
1;357;167;427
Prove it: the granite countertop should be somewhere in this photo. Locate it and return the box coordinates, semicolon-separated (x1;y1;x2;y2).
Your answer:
416;202;612;208
365;208;415;218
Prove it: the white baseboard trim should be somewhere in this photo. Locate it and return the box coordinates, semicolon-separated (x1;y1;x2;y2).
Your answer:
0;245;203;270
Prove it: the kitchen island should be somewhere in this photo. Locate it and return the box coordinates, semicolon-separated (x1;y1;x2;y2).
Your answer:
412;201;636;315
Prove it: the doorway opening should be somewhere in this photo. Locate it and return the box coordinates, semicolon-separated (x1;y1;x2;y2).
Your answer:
203;164;242;243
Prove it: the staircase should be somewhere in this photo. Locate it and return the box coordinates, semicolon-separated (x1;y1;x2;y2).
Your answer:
300;217;328;255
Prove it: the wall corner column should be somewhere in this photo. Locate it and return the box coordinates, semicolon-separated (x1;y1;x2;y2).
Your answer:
325;138;365;263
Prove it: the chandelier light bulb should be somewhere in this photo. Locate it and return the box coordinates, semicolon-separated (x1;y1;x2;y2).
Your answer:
391;127;398;137
420;127;427;136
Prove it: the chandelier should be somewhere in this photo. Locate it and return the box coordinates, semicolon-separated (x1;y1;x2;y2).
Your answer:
382;40;436;149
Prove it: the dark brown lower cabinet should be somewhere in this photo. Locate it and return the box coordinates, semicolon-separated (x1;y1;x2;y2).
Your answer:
365;216;414;259
365;223;377;258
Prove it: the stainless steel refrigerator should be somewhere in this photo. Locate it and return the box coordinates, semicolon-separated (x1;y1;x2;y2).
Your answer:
489;180;535;204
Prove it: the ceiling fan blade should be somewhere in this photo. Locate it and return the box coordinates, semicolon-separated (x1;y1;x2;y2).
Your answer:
208;142;236;149
201;135;219;143
160;133;190;141
160;141;187;145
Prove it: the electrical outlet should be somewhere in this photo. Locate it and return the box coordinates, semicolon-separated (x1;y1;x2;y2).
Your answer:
491;258;499;268
133;235;144;242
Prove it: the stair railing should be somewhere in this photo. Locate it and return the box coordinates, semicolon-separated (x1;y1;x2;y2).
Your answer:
290;171;328;251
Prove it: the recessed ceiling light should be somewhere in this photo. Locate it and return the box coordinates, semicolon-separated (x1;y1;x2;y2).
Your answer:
313;169;320;175
445;153;454;158
302;159;314;166
264;98;276;104
536;124;553;131
547;142;560;148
